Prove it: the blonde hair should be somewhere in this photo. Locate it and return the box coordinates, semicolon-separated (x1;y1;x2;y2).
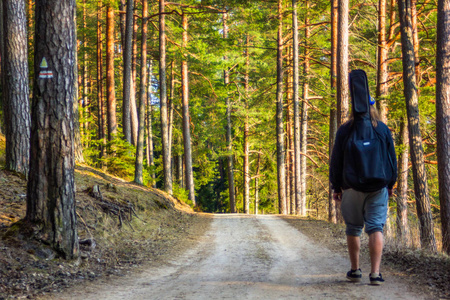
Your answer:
349;106;380;127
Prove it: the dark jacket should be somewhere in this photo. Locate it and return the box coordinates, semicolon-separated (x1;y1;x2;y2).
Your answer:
329;120;397;193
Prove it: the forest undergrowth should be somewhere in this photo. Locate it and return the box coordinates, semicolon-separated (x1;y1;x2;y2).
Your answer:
0;145;212;299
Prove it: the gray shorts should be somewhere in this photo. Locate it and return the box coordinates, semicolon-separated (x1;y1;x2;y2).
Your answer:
341;188;388;236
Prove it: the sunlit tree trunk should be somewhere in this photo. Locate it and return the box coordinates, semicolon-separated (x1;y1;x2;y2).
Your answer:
255;151;261;215
159;0;172;194
135;0;148;185
82;0;89;145
299;2;310;217
328;0;338;224
122;0;134;144
292;0;300;216
436;0;450;254
169;60;175;153
243;35;250;214
130;14;138;146
181;13;196;206
97;0;105;160
376;0;388;122
337;0;349;125
276;0;286;215
2;0;30;175
396;118;410;246
398;0;437;252
106;5;117;141
223;12;236;213
27;0;78;259
146;61;156;188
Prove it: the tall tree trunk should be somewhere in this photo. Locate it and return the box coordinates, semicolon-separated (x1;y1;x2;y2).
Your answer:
223;13;236;213
337;0;349;126
243;35;250;214
106;5;117;141
436;0;450;255
27;0;78;259
146;61;156;188
130;14;138;146
396;118;410;246
82;0;89;145
292;0;301;216
169;60;175;153
97;0;105;160
27;0;34;87
181;13;196;206
122;0;134;143
276;0;286;215
72;5;83;163
286;60;293;215
2;0;30;175
328;0;338;224
159;0;172;194
411;0;420;84
0;1;3;136
120;0;126;49
135;0;148;185
398;0;437;252
299;2;310;217
376;0;389;123
335;0;349;224
255;150;261;215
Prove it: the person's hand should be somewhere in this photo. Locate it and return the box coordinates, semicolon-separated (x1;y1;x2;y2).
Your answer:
333;192;342;202
388;189;393;197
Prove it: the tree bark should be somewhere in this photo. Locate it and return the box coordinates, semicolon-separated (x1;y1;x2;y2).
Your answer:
435;0;450;254
72;5;83;163
97;0;105;160
159;0;173;194
122;0;134;144
2;0;31;175
292;0;300;216
106;4;117;141
130;14;138;146
376;0;389;123
243;35;250;214
181;13;196;206
411;0;420;84
146;61;156;188
276;0;286;215
223;12;236;213
337;0;349;126
255;150;261;215
299;2;310;217
398;0;437;252
396;118;410;246
328;0;338;224
135;0;148;185
82;0;89;144
27;0;79;259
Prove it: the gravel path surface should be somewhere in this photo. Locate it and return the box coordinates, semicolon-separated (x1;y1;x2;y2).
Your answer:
55;214;425;299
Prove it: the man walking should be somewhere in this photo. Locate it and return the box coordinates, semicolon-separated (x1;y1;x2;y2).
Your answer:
329;70;397;285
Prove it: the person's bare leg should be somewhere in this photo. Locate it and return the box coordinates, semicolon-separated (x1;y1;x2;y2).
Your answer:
347;235;360;270
369;231;383;274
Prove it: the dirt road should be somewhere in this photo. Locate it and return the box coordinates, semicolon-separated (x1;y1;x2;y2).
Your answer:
57;214;425;299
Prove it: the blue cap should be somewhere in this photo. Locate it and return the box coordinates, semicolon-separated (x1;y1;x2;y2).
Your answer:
369;96;375;106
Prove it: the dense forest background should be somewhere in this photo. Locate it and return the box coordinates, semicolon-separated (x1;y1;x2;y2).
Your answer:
0;0;449;255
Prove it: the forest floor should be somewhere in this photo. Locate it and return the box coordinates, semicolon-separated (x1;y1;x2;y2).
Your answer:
0;136;449;299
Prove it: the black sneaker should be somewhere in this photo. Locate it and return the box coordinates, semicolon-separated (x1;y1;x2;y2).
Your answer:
369;273;385;285
346;268;362;282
